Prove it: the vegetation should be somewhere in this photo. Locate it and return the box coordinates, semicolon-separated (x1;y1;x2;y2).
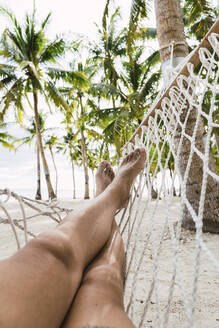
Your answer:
0;0;217;202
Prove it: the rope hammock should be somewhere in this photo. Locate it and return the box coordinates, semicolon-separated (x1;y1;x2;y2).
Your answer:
1;19;219;328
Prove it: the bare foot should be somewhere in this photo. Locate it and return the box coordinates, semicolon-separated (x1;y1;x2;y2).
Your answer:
110;148;146;208
95;160;115;197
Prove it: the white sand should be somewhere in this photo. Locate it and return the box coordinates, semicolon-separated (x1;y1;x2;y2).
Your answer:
0;197;218;328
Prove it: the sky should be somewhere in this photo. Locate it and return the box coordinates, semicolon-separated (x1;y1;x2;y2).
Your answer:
0;0;133;38
0;0;156;199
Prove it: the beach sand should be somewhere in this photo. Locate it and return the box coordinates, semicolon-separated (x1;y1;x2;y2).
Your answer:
0;197;218;328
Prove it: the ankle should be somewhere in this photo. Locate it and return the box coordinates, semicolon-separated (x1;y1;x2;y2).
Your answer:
98;184;123;210
107;181;130;210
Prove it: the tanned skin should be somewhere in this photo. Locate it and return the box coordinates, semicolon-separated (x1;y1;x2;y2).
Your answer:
0;148;145;328
61;160;135;327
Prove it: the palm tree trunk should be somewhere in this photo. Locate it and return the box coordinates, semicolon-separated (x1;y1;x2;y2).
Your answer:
49;145;58;196
214;132;219;154
155;0;219;233
112;95;121;161
69;148;76;199
169;166;177;197
92;169;95;197
33;91;56;200
35;143;42;200
148;175;158;199
79;95;90;199
81;129;89;199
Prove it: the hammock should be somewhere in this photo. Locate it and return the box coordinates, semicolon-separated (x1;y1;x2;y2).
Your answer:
0;19;219;328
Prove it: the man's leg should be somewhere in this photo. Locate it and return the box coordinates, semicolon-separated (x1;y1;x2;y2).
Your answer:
61;161;134;328
0;148;145;328
61;221;134;328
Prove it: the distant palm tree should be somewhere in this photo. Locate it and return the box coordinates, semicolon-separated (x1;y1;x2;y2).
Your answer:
16;113;48;200
57;130;80;199
0;5;66;199
90;2;126;122
45;136;61;196
52;59;92;199
90;45;160;158
89;0;159;158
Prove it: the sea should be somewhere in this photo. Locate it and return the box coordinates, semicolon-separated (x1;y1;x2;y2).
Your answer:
7;188;95;200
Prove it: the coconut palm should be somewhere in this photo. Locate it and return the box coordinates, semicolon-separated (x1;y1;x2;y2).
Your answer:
89;2;126;117
91;3;126;84
0;6;66;199
88;0;159;159
90;46;160;159
45;136;61;196
51;57;95;199
16;113;48;200
56;129;82;199
154;0;219;232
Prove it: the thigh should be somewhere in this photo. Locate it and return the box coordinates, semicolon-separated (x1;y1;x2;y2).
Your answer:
0;232;82;328
61;269;135;328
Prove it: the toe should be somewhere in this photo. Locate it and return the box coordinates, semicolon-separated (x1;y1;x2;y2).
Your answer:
110;169;115;180
107;167;115;180
97;160;109;174
105;166;113;177
121;153;131;165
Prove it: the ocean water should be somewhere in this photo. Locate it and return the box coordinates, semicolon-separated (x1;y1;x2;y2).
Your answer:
9;188;95;200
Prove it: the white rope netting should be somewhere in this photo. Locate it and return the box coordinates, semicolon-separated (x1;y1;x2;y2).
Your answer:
0;189;72;258
119;23;219;327
0;22;218;328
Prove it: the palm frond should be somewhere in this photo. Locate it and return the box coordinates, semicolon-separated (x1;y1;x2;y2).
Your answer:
130;0;148;23
45;81;71;112
90;83;127;102
39;38;65;63
183;0;217;40
47;67;89;89
187;14;217;41
41;13;51;30
0;77;24;120
127;0;150;53
139;50;160;89
0;64;17;89
184;0;212;24
0;138;15;149
140;27;157;40
102;0;111;34
140;71;161;100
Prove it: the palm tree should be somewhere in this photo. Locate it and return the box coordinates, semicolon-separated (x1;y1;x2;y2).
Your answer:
45;136;60;196
16;113;48;200
0;6;66;199
89;0;160;159
57;130;82;199
77;91;90;199
89;2;126;134
90;45;160;159
154;0;219;232
91;2;126;87
52;58;93;199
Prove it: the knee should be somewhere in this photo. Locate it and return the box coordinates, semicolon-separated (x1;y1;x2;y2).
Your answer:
30;230;78;270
